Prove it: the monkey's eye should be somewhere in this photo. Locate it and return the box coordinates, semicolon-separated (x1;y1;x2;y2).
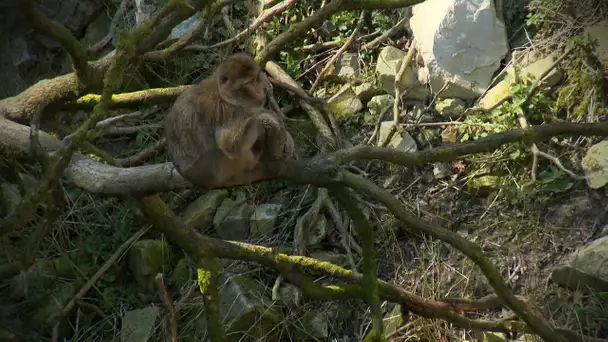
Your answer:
219;75;229;84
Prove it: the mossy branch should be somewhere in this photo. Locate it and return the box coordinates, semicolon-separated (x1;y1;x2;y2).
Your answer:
196;258;226;342
340;171;567;342
0;0;216;123
19;0;93;84
132;195;598;342
332;188;385;341
0;30;137;236
64;86;190;110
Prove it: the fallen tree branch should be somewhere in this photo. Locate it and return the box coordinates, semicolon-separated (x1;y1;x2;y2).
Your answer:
333;122;608;166
117;138;167;167
200;0;297;51
133;195;599;342
341;171;567;342
64;86;190;110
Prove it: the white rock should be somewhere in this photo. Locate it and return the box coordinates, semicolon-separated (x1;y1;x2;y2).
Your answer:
378;121;418;153
582;140;608;189
336;52;359;78
375;46;429;100
409;0;508;99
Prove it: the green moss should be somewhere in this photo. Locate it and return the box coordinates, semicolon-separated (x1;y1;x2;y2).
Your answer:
556;37;606;120
556;65;604;121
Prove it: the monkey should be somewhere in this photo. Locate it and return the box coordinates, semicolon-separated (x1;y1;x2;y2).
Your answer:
164;52;294;189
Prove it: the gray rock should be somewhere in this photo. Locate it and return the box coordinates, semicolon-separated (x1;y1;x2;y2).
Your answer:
327;84;364;118
478;52;563;111
213;199;254;240
275;282;302;308
250;203;282;238
367;94;394;117
586;20;608;66
128;240;173;293
354;83;379;103
181;190;228;232
218;273;281;340
552;236;608;292
121;306;160;342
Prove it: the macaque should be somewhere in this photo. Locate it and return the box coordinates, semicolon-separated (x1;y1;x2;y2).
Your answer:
164;52;294;189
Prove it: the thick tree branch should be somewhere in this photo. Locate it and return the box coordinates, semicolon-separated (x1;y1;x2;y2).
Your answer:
332;122;608;166
134;195;597;342
2;116;608;196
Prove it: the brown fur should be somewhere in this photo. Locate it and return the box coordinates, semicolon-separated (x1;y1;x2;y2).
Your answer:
164;53;294;189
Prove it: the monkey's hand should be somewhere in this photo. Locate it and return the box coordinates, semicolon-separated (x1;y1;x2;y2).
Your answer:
256;112;292;160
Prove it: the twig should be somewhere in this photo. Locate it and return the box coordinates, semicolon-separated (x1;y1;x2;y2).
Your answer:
156;273;178;342
310;10;367;93
265;62;340;150
50;225;150;342
204;0;297;50
19;0;92;83
393;41;415;124
271;274;285;302
117;138;167;167
96;109;145;128
300;30;381;53
75;299;109;321
363;15;409;50
89;0;131;52
366;104;393;145
100;123;161;137
425;81;450;112
221;5;237;37
508;46;584;187
323;198;359;271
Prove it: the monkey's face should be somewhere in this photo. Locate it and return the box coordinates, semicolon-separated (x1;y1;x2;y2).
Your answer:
217;53;266;107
